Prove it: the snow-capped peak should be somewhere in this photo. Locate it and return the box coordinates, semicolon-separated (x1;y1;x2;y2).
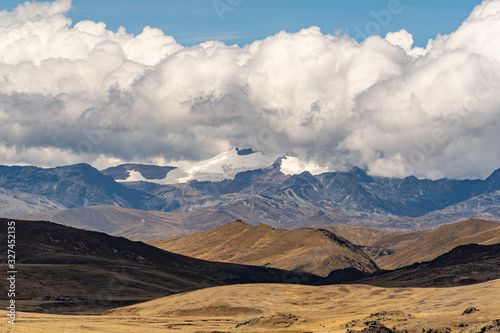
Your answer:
118;148;281;184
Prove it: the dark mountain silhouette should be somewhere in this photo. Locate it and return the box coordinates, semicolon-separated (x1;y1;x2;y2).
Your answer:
353;243;500;288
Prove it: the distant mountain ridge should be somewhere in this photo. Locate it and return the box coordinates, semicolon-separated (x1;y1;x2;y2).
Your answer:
0;163;154;210
2;150;500;231
0;186;66;215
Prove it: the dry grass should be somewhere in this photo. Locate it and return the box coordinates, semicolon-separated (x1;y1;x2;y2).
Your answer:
3;279;500;332
376;219;500;269
150;221;378;276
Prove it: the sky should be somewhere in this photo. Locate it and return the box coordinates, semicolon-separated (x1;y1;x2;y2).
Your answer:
0;0;499;180
0;0;483;46
40;0;485;46
73;0;483;47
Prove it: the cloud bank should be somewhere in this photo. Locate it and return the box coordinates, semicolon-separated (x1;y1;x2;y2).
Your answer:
0;0;500;180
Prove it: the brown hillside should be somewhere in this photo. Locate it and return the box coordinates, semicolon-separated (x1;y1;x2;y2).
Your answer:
150;221;379;277
325;225;427;250
376;218;500;269
356;242;500;287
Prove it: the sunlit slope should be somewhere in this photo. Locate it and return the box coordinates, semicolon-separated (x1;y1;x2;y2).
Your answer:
151;221;378;277
5;279;499;332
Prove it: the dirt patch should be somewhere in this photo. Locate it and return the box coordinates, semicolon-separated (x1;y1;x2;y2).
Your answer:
162;305;263;317
236;313;305;328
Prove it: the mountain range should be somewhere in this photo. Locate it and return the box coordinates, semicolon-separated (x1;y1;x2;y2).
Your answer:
2;148;500;235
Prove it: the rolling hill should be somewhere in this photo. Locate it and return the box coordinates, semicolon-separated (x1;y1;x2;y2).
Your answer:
326;225;427;251
321;219;500;270
98;279;500;333
373;219;500;269
1;215;500;328
356;243;500;288
150;221;379;277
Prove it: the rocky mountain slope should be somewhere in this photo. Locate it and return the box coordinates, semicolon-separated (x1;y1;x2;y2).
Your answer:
0;187;66;216
101;164;176;181
102;148;281;184
2;149;500;231
0;163;155;210
150;221;379;277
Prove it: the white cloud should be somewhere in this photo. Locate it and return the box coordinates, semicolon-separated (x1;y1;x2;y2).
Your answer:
385;29;428;57
280;156;330;176
0;0;500;180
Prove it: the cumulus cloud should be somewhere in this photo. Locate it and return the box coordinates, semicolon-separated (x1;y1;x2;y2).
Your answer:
0;0;500;179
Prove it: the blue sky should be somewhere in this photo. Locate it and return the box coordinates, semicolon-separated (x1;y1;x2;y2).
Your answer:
1;0;484;46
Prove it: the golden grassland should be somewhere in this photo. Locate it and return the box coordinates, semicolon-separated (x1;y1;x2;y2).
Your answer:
2;278;499;333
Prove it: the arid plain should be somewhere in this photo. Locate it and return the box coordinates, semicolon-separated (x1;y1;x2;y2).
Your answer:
2;279;499;332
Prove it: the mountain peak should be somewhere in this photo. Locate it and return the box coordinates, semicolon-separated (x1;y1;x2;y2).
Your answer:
344;166;373;182
106;148;282;185
56;163;94;170
101;164;176;181
235;148;256;156
486;167;500;186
